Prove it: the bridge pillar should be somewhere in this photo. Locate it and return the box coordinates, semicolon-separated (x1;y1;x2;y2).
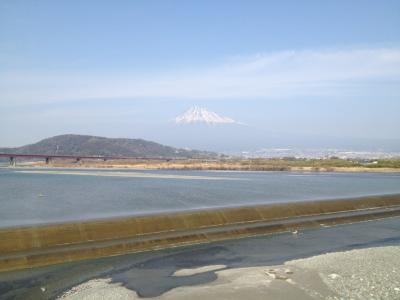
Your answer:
45;157;50;164
9;157;16;167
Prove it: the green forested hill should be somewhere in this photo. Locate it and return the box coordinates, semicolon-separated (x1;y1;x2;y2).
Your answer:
0;134;217;158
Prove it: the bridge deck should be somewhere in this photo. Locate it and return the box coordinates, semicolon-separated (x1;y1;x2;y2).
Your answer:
0;153;189;161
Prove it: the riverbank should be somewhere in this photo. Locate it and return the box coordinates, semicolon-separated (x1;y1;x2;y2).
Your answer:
13;157;400;173
56;245;400;300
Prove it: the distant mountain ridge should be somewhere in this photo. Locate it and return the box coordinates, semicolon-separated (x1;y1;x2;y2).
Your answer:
0;134;218;158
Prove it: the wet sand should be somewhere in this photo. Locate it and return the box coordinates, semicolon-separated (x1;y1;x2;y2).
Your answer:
54;246;400;300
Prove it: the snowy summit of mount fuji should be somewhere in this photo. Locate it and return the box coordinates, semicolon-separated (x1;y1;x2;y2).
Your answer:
174;106;241;125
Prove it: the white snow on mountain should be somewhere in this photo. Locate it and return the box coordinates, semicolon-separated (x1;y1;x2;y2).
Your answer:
174;106;239;125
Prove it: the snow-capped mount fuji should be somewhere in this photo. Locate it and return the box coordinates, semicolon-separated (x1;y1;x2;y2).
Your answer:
174;106;239;125
163;106;253;152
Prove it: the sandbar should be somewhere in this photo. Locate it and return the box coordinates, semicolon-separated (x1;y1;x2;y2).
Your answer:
16;170;242;181
172;265;226;277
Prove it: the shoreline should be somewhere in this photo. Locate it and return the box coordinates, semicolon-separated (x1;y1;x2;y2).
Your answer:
56;245;400;300
4;160;400;173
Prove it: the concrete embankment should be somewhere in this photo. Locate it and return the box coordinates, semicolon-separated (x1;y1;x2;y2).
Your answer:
1;194;400;272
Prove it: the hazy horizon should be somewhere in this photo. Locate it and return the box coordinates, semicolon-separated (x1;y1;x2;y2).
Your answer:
1;1;399;150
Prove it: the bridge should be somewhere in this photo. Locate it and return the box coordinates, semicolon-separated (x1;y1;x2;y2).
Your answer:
0;153;185;166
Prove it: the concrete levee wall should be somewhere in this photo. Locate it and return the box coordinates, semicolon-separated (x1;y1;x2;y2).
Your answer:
1;194;400;255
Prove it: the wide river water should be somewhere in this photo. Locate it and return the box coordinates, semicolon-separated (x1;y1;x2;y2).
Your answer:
1;168;400;228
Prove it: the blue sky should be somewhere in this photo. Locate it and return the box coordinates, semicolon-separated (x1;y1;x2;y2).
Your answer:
1;0;400;148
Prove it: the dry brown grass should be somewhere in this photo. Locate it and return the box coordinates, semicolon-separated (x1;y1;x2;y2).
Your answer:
25;158;400;173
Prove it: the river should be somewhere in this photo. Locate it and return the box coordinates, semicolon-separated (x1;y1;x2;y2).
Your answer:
1;168;400;228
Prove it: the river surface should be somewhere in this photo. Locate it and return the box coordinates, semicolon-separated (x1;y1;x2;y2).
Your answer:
1;168;400;228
